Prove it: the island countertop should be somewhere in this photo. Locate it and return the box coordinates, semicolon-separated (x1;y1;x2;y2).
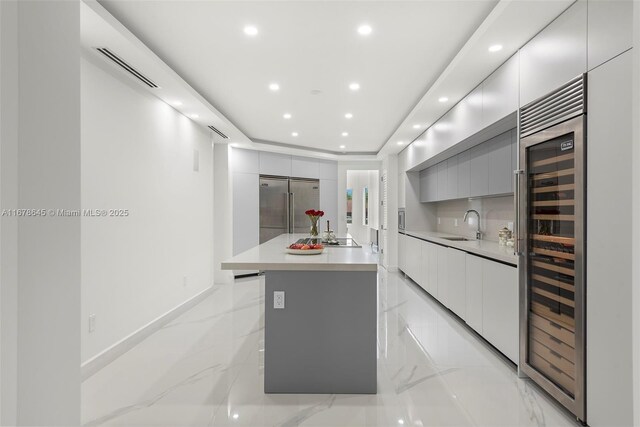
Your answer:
221;233;379;272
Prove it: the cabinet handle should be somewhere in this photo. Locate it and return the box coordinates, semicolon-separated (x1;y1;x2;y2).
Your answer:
513;169;524;255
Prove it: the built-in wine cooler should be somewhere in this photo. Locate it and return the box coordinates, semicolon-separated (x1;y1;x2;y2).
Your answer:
516;75;586;423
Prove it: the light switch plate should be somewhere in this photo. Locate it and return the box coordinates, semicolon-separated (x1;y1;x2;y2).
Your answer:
454;218;458;227
273;291;285;309
437;217;441;225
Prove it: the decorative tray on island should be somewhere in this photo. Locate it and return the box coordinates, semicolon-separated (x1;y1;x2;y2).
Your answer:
286;243;325;255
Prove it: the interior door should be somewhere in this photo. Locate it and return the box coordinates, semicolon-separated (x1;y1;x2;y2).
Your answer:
259;176;289;243
290;179;320;234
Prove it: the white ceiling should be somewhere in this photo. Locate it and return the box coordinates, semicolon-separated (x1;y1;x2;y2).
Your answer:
97;0;499;154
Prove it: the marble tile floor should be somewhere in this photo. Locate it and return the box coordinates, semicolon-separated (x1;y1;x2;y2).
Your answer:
82;271;579;427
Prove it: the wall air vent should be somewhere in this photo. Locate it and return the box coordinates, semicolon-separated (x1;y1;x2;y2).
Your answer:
96;47;158;89
208;125;229;139
520;74;586;138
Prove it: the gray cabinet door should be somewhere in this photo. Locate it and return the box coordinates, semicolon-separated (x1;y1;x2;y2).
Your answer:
446;156;458;200
469;143;489;197
437;161;448;201
457;151;470;198
419;169;428;202
488;131;513;195
428;167;438;202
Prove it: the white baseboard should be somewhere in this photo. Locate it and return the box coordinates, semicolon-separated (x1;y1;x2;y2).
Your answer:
81;286;215;381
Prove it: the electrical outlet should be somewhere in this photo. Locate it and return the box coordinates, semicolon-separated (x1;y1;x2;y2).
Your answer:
89;314;96;333
274;291;285;309
437;217;441;225
183;276;187;287
507;222;514;231
454;218;458;227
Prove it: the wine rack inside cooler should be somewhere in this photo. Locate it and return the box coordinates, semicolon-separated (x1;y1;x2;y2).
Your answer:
526;134;578;397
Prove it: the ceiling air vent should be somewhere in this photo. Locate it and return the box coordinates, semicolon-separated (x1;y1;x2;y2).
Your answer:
208;125;229;139
96;47;158;89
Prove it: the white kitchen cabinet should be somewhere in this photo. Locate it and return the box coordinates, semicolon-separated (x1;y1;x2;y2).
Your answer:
232;172;259;256
482;259;518;364
231;147;259;174
398;172;406;208
318;160;338;180
421;241;438;297
405;235;422;284
482;54;519;128
488;130;513;195
436;245;449;307
319;179;337;231
446;156;458;200
457;151;470;199
292;156;319;179
436;161;448;201
398;233;407;273
469;143;489;197
446;248;467;321
465;254;483;334
519;1;587;106
587;0;632;71
259;152;292;176
450;86;483;143
587;50;634;426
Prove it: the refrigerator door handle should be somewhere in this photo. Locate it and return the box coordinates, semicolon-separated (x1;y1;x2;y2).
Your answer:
514;169;524;256
286;192;290;234
290;192;295;234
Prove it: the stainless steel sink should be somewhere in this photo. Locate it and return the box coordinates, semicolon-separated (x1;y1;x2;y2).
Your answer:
442;237;473;241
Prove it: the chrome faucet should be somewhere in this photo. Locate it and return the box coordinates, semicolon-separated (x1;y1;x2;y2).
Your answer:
463;209;482;240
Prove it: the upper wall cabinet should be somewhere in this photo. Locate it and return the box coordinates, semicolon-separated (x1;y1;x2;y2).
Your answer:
519;1;587;106
488;130;514;195
587;0;632;71
482;54;519;128
231;148;259;174
259;152;292;176
292;156;320;179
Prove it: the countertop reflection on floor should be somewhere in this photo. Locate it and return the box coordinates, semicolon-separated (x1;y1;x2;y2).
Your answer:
82;271;577;427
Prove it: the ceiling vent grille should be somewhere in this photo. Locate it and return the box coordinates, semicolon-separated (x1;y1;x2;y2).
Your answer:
520;74;586;138
96;47;158;89
208;125;229;139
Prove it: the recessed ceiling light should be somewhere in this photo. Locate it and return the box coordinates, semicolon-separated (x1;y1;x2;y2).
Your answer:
488;44;503;53
269;83;280;91
339;145;346;149
438;97;448;103
349;82;360;91
190;114;199;119
357;25;372;36
345;113;353;119
397;141;404;145
342;132;349;137
172;101;183;106
291;132;298;137
413;124;421;129
243;26;258;36
283;113;292;119
232;413;239;420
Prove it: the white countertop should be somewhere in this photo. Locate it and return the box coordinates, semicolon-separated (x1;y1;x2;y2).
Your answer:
221;233;379;272
402;230;518;266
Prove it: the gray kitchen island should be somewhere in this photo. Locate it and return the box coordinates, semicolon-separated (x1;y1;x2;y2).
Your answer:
221;233;378;394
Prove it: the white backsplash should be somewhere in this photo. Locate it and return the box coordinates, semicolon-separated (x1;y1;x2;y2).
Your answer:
435;196;515;242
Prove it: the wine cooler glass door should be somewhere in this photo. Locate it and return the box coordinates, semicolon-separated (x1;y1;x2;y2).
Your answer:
520;114;585;421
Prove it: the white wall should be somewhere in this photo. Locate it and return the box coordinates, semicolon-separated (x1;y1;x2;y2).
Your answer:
1;1;82;424
81;55;214;363
213;144;234;284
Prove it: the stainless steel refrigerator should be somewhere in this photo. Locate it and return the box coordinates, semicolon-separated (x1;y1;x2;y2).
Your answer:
516;74;586;423
259;176;320;243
